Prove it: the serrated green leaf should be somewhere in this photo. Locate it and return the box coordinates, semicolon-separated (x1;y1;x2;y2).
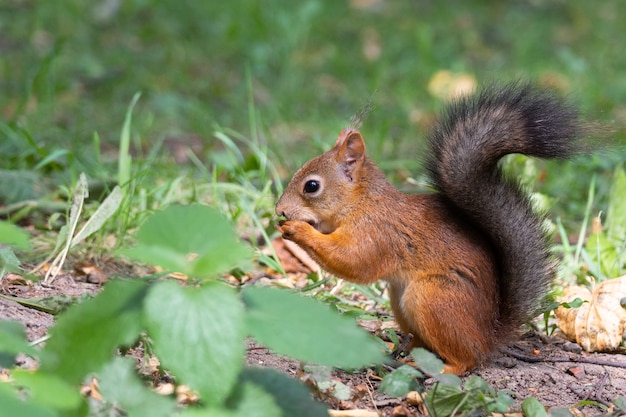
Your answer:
0;221;30;250
11;370;83;411
464;375;493;394
240;368;328;417
411;348;444;376
0;320;39;367
425;383;464;416
242;286;385;368
98;357;176;417
434;373;462;387
143;280;245;406
378;365;422;397
121;205;251;278
40;280;147;384
522;397;548;417
493;391;515;413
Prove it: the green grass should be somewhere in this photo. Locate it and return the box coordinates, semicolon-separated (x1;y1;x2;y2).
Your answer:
0;0;624;270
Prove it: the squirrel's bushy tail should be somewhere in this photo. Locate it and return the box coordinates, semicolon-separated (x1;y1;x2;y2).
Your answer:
425;83;585;330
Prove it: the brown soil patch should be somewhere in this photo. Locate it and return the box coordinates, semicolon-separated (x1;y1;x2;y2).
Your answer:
2;272;625;416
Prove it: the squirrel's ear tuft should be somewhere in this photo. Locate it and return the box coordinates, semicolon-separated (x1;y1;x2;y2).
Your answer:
335;130;366;164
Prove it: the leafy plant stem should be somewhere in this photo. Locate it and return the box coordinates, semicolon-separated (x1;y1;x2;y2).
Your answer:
449;391;470;417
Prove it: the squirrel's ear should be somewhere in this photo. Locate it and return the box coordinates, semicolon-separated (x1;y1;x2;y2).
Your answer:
334;129;365;181
335;129;366;164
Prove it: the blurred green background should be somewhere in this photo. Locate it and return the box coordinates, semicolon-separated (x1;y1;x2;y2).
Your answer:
1;0;625;221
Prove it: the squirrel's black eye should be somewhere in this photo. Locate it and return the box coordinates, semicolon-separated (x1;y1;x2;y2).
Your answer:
303;180;320;194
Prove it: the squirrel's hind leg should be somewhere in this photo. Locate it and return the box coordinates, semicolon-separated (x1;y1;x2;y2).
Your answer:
389;273;498;375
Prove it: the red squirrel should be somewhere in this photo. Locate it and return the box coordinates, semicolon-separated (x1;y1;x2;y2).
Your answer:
275;84;586;374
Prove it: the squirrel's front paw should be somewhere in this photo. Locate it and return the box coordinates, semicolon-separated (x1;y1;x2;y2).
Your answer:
276;220;312;241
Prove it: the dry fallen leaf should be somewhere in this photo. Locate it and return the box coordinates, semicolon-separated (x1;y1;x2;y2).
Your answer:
391;405;413;416
81;377;103;401
74;261;108;284
272;237;320;273
555;276;626;352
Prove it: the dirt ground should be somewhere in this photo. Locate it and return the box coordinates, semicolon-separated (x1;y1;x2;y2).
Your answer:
1;270;625;417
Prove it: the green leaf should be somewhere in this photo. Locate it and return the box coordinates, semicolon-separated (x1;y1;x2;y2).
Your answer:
522;397;548;417
71;185;123;247
378;365;422;397
436;373;462;387
242;286;385;368
559;297;584;309
121;205;251;278
411;348;444;376
0;246;22;277
240;368;328;417
40;279;147;384
0;383;56;417
0;169;41;204
11;370;83;411
227;381;281;417
176;408;236;417
493;391;515;413
425;383;465;416
143;280;245;406
303;364;352;401
44;173;89;283
0;320;39;367
614;395;626;412
464;375;493;394
548;407;574;417
97;357;176;417
0;221;30;250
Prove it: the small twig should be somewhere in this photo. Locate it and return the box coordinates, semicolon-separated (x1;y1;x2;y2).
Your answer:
594;372;611;406
247;346;269;352
568;374;611;408
391;333;413;358
364;371;379;413
244;272;276;286
568;383;592;402
29;334;51;347
374;398;402;408
501;347;626;369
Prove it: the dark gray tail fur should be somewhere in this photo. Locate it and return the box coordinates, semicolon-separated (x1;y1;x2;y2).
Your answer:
425;83;585;329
